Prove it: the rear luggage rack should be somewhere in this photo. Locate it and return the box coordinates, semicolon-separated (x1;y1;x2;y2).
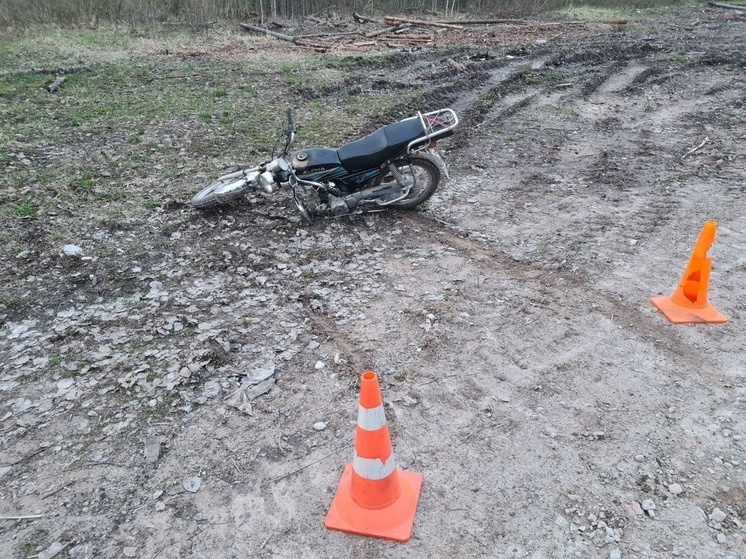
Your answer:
408;108;459;152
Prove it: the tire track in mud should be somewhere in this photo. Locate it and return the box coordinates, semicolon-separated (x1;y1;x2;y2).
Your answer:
400;212;729;385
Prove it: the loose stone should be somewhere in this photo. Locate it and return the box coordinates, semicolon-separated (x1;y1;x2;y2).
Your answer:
710;508;727;523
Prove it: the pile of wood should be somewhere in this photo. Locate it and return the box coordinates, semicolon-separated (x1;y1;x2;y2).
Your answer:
239;13;471;52
239;13;629;53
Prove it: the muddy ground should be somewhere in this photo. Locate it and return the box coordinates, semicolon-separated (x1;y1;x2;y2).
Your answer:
1;5;746;559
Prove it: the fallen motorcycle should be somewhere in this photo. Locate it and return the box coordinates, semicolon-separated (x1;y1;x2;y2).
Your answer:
191;108;459;224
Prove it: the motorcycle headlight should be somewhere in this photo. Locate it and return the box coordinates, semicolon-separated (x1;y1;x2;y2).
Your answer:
266;158;291;174
257;171;277;193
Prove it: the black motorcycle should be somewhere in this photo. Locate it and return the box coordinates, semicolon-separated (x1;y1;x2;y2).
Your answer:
191;108;458;224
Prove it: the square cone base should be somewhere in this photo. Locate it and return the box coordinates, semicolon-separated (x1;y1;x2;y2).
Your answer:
651;296;727;324
325;464;423;542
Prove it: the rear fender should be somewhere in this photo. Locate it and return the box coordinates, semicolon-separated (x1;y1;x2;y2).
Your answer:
410;149;449;180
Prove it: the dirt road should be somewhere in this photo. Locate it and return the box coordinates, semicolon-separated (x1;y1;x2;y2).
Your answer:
1;6;745;558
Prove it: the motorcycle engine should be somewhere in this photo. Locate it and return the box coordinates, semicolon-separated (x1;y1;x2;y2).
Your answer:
327;194;349;216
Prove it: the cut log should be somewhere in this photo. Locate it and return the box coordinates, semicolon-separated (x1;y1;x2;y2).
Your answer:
47;76;66;93
366;25;407;38
707;1;746;10
434;18;526;25
384;16;464;30
295;39;331;51
239;22;296;42
296;31;362;39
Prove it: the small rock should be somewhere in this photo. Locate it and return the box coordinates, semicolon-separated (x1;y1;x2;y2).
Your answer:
38;543;66;559
145;436;161;464
62;244;83;257
314;361;325;370
710;508;727;523
155;501;166;512
717;533;727;544
57;378;74;390
668;483;683;495
610;549;622;559
313;421;327;431
641;499;656;511
634;454;645;462
182;476;202;493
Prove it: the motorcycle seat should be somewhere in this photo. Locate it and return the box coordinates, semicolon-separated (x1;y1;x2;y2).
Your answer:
337;117;425;172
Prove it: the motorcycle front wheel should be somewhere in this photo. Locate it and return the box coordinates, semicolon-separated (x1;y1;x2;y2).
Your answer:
191;172;248;209
388;156;441;210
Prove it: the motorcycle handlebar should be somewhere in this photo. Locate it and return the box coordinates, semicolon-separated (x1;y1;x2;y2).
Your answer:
287;108;297;133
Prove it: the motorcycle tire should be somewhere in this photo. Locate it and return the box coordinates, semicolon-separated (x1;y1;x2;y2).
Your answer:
388;156;441;210
192;174;247;209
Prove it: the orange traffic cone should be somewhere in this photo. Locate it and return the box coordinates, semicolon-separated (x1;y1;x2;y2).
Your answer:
325;370;422;542
651;220;727;324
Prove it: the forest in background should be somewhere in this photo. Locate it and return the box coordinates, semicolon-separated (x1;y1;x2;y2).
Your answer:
1;0;686;27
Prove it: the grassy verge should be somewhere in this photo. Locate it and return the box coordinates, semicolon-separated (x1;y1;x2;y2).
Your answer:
0;25;418;254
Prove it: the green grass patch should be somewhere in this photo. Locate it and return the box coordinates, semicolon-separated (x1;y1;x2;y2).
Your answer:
0;25;416;240
12;198;37;217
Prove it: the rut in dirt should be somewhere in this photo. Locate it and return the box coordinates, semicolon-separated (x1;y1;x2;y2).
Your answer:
398;212;728;387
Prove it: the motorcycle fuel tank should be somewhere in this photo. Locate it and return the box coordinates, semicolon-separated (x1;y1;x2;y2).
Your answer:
291;148;346;181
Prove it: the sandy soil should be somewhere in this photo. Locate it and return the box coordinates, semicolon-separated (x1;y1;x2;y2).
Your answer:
1;6;745;559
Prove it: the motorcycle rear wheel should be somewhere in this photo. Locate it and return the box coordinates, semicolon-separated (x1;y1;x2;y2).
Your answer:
192;175;247;209
389;156;440;210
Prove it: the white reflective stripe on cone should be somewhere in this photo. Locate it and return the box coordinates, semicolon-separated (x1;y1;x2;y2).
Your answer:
357;404;386;431
353;454;397;480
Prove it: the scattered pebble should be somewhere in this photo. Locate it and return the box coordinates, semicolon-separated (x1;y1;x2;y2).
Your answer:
313;421;327;431
668;483;683;495
62;244;83;257
710;508;727;523
641;499;656;517
182;477;202;493
314;361;325;370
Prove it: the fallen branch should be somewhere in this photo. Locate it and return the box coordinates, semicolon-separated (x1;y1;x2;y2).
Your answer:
384;16;464;30
0;513;44;520
707;1;746;11
681;136;710;159
47;76;66;93
271;444;352;483
353;12;384;25
447;58;467;72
